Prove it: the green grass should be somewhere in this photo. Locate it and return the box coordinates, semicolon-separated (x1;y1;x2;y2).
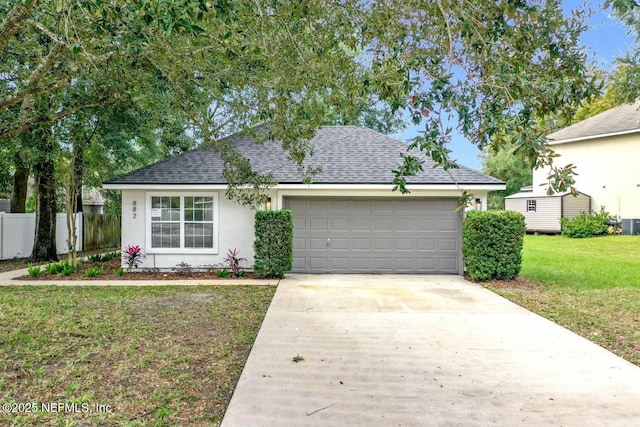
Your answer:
520;235;640;289
490;235;640;366
0;285;275;426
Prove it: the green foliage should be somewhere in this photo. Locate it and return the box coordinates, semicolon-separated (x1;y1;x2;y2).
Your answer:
85;266;103;278
215;268;230;278
115;267;125;277
253;210;294;278
223;249;247;278
462;210;526;281
481;143;533;209
47;262;62;275
27;263;41;278
560;207;611;238
61;263;75;276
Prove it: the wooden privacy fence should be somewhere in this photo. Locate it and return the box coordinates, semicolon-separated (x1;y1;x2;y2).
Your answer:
83;214;121;251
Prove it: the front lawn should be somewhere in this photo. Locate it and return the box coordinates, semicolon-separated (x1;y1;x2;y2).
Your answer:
489;235;640;366
0;285;275;426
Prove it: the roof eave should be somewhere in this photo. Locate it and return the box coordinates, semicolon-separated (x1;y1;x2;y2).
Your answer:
547;127;640;145
103;182;506;191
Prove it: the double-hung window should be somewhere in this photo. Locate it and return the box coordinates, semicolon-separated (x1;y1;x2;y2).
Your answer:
148;193;218;253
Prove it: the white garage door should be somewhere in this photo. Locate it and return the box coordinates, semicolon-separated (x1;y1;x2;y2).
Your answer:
284;197;462;274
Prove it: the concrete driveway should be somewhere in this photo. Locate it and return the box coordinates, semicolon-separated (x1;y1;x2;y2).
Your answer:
221;275;640;426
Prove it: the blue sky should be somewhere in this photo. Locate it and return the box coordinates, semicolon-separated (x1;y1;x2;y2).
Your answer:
397;1;636;169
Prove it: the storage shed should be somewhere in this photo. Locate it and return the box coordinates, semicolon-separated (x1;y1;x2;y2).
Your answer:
505;190;591;233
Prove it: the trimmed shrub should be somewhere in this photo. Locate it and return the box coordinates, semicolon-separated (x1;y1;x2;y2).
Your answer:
254;210;294;278
560;207;610;238
462;210;526;281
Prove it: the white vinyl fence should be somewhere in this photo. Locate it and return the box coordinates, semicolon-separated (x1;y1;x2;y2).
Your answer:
0;212;83;260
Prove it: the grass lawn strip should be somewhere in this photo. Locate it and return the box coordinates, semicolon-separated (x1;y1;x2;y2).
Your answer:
489;235;640;368
0;285;275;426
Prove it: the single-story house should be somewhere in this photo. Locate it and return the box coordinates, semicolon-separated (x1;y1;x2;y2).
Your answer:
530;102;640;235
505;187;591;233
103;126;504;274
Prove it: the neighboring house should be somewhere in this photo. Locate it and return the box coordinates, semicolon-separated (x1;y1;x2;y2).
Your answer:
505;188;591;233
103;126;504;274
0;199;9;213
82;187;105;214
530;102;640;234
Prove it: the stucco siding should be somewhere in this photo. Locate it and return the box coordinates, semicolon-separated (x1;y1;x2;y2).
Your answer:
506;197;562;232
120;190;255;271
533;133;640;219
562;193;591;218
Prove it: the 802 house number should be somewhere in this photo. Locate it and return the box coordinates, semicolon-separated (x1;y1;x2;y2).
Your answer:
132;201;137;219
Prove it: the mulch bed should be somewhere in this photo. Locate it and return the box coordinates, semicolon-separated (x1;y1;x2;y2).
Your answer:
14;258;259;281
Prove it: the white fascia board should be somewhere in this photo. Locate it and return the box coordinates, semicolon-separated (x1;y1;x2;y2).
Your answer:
273;183;506;191
102;183;230;190
547;128;640;145
103;183;506;191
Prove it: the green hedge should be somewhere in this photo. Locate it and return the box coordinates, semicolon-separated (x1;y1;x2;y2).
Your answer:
462;210;525;281
253;210;294;278
560;207;610;238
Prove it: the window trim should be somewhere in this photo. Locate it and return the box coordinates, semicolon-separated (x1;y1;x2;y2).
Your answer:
145;192;219;254
527;199;537;212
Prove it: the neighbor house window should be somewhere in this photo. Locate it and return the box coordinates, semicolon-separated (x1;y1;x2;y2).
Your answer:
147;193;218;253
527;200;536;212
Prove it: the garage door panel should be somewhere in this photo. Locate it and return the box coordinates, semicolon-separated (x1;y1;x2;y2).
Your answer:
373;238;393;250
353;238;371;250
416;238;436;251
293;237;306;250
439;218;459;232
416;258;436;270
309;257;328;269
352;218;371;231
395;238;414;250
285;197;460;274
439;238;458;251
416;219;437;231
309;238;328;250
438;258;458;272
309;218;328;231
331;238;349;250
330;218;349;231
373;218;393;231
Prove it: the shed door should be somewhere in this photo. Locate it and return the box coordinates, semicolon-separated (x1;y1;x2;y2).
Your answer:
284;197;461;274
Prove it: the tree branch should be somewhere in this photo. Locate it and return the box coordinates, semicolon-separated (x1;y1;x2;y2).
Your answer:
0;100;110;142
0;0;37;52
0;42;66;110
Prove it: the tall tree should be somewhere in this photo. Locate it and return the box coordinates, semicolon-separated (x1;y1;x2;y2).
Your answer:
481;144;533;209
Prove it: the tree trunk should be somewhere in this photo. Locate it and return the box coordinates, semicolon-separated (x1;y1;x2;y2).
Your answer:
73;145;84;213
31;130;58;262
10;157;29;213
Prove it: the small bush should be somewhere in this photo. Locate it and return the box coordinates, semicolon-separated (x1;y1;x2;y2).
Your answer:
85;267;103;278
560;207;611;238
27;263;42;278
215;268;230;278
123;245;146;271
115;267;125;277
253;210;293;278
62;264;75;276
47;262;62;275
462;210;526;281
224;249;247;277
172;262;193;276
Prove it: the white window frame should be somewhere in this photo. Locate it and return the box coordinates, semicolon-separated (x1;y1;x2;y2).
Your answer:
145;192;219;254
527;200;537;212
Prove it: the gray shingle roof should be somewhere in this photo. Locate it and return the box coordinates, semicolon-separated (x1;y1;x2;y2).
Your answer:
547;101;640;143
105;126;502;186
